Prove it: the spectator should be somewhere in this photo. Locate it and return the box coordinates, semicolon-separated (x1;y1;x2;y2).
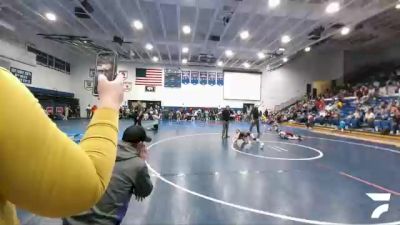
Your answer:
90;105;98;119
221;105;234;138
365;108;375;127
0;70;124;224
86;104;91;118
63;126;153;225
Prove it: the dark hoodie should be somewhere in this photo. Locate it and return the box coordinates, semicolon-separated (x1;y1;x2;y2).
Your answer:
63;141;153;225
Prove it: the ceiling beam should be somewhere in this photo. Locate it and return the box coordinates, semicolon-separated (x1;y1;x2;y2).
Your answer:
188;4;200;61
53;0;93;35
72;0;108;35
177;4;181;64
202;6;221;51
92;0;126;37
156;1;167;39
252;0;359;68
166;45;172;65
259;0;396;70
134;0;163;63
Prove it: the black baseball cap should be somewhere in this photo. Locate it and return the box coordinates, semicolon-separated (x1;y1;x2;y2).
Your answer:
122;125;152;143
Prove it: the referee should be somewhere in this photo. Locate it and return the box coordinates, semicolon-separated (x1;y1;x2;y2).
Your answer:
221;105;234;138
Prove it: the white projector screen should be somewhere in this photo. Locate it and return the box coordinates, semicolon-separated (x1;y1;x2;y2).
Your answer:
223;71;261;100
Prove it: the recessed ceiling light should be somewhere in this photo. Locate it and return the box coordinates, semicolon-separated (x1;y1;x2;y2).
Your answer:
45;12;56;21
281;35;291;44
240;30;250;40
341;26;351;35
268;0;280;8
325;2;340;14
152;56;159;62
182;47;189;53
304;47;311;52
257;52;266;59
243;62;250;69
145;43;153;50
278;47;286;52
282;57;288;62
217;61;224;67
395;4;400;9
132;20;143;30
182;25;191;34
182;58;188;64
225;50;234;58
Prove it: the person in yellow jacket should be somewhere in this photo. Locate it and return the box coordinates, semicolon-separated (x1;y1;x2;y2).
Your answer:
0;67;124;225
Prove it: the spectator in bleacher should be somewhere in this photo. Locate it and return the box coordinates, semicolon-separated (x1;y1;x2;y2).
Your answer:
365;108;375;128
390;104;400;135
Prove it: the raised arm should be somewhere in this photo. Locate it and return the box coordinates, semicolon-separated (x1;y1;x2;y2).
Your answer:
0;68;124;217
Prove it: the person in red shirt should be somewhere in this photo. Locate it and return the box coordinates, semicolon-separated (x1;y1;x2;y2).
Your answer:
90;105;98;118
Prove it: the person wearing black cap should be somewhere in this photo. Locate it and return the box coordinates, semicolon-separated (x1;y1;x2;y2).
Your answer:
63;125;153;225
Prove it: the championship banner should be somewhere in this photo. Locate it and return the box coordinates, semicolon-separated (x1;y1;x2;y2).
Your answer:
182;70;190;84
200;71;208;85
191;71;199;85
217;72;224;86
10;67;32;84
164;68;181;88
208;72;216;86
123;82;132;92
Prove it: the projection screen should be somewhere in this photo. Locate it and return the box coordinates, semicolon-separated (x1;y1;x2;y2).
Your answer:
223;71;261;101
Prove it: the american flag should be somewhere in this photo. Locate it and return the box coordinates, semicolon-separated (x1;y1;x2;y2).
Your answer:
135;68;163;86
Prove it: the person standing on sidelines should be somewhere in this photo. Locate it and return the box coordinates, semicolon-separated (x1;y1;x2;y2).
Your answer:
86;104;91;118
221;105;234;138
249;105;260;136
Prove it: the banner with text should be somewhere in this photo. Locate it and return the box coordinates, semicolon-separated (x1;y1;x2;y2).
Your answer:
199;71;208;85
190;71;199;85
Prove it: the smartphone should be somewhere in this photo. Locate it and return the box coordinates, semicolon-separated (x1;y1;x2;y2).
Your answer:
93;51;118;96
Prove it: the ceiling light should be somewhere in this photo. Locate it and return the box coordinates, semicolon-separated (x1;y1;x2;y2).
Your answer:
278;47;285;52
341;26;351;36
182;47;189;53
281;35;291;44
268;0;280;8
152;56;159;62
145;43;153;50
395;4;400;9
45;12;57;21
325;2;340;14
217;61;224;67
182;25;191;34
304;47;311;52
182;58;188;64
257;52;266;59
225;50;234;58
282;57;288;62
243;62;250;69
132;20;143;30
240;30;250;40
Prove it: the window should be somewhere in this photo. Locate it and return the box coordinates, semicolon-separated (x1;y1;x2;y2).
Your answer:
27;46;70;74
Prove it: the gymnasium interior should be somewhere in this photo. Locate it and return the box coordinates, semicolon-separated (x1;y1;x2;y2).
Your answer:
0;0;400;225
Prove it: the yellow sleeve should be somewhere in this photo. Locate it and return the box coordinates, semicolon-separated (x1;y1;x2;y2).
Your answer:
0;67;119;217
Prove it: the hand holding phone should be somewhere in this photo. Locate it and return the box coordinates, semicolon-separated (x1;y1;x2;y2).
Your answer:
97;73;124;111
93;51;118;96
